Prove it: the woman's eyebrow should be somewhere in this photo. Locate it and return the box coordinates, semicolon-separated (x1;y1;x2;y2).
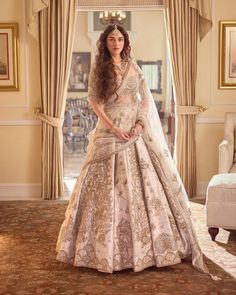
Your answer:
108;36;124;39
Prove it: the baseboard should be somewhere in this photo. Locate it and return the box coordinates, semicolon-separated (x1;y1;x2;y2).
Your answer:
196;181;208;197
0;183;41;200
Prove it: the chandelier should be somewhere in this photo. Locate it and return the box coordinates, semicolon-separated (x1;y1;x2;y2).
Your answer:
99;11;126;25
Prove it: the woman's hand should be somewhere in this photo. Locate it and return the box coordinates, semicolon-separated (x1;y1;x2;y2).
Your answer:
130;122;143;137
112;127;132;141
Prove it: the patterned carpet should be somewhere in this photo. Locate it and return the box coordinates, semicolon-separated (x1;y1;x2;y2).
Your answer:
0;200;235;295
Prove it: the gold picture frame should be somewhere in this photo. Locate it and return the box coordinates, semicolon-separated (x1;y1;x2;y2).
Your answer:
219;21;236;89
0;23;19;91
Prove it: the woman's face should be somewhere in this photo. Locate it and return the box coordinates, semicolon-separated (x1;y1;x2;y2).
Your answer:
106;30;125;57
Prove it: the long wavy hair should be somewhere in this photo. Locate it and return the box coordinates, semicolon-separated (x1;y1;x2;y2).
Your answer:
93;24;131;103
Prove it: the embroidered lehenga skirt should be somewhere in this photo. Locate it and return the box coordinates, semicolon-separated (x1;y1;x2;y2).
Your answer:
56;60;207;274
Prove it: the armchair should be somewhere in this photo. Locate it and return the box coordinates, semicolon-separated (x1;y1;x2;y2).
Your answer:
219;112;236;173
206;112;236;241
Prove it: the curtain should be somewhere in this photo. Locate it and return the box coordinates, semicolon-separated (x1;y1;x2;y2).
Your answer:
164;0;212;198
26;0;49;40
37;0;78;199
188;0;212;40
77;0;164;9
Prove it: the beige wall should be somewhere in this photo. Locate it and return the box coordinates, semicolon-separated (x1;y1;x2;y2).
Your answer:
0;0;42;197
0;1;235;198
196;0;236;194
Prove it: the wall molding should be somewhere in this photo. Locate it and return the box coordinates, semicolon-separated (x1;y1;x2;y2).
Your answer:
0;183;41;200
0;120;41;126
196;117;224;124
0;118;224;125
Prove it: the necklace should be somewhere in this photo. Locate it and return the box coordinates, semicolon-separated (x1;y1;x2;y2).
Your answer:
113;60;127;76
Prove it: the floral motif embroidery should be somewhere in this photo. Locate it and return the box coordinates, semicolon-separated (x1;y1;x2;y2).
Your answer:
56;60;205;274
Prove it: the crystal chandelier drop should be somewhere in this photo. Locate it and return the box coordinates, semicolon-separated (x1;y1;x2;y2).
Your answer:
99;11;126;25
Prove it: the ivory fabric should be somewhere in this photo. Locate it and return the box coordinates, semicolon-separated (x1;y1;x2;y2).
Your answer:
206;173;236;230
56;60;209;275
38;0;78;199
188;0;212;41
219;112;236;173
165;0;199;198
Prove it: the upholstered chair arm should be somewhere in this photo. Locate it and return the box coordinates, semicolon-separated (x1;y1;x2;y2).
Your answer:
219;140;233;173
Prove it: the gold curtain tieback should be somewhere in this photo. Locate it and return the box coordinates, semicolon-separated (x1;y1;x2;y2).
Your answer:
37;113;64;128
176;105;208;115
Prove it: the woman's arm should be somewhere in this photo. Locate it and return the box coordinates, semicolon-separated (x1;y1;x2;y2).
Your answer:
89;99;131;141
89;99;112;129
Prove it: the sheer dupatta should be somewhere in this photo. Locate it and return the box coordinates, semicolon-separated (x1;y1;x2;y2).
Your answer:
135;62;219;279
134;63;210;276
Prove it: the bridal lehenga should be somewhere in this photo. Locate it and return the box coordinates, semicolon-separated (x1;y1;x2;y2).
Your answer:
56;59;209;275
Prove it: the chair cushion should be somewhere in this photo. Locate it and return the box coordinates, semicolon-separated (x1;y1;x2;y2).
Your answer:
208;173;236;187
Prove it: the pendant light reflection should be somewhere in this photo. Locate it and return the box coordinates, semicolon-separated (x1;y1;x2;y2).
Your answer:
99;11;127;25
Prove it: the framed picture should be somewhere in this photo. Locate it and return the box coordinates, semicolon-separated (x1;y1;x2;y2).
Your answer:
0;23;19;91
219;21;236;89
137;60;162;94
68;52;91;92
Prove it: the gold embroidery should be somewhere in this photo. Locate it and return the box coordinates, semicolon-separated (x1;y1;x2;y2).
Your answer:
57;61;199;273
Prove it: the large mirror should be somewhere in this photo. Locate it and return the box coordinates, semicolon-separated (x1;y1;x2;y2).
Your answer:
63;10;174;194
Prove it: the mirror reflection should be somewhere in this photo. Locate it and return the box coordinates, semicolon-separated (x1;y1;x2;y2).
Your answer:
63;10;175;186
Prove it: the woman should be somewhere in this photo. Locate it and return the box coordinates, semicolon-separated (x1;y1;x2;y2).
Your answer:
56;24;209;275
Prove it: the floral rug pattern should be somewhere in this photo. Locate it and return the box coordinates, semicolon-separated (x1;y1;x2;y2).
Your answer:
0;200;235;295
